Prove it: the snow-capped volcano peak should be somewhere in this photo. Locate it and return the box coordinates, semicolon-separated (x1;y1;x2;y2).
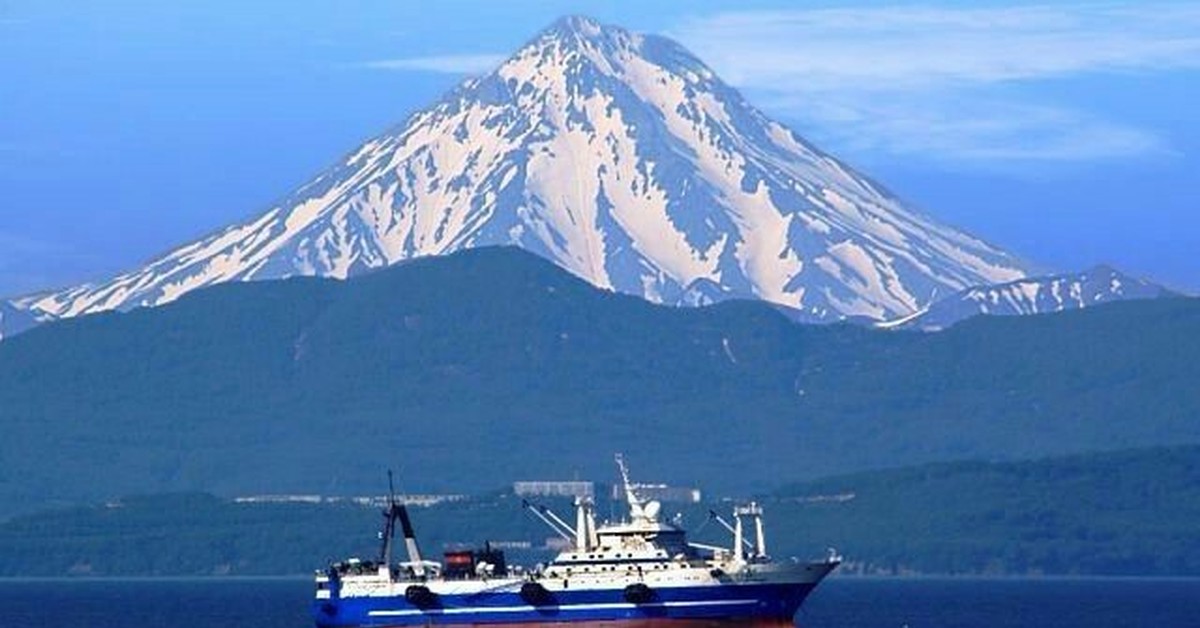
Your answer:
14;16;1030;325
545;14;606;38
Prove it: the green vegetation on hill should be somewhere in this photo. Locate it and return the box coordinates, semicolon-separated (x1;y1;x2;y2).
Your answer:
0;492;559;577
0;247;1198;515
773;446;1200;576
1;447;1197;577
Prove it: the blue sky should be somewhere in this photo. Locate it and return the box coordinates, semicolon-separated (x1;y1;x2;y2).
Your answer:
1;0;1197;297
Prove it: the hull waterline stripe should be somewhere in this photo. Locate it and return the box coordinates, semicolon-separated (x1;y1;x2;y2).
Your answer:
367;599;759;617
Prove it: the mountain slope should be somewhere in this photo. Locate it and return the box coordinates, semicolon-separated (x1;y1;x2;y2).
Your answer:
0;247;1197;517
892;264;1179;330
13;15;1027;326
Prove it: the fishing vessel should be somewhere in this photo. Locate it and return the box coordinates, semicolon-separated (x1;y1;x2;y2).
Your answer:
313;456;840;626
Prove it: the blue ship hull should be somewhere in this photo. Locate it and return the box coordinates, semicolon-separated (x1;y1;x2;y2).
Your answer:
314;582;816;627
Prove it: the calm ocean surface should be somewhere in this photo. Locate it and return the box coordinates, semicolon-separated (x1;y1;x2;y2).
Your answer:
1;577;1198;627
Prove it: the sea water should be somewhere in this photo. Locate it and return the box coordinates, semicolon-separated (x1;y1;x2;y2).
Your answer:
1;577;1198;627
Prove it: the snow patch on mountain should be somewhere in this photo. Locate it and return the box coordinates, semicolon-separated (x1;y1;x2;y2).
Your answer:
890;264;1178;330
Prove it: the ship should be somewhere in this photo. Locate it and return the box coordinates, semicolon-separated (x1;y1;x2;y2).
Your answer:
313;456;840;627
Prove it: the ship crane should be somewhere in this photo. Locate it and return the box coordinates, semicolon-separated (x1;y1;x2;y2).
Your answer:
707;511;755;554
521;497;599;552
733;502;767;560
379;470;428;578
707;504;767;560
521;499;576;543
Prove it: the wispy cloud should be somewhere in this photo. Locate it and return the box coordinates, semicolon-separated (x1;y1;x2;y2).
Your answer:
669;3;1200;165
672;4;1200;89
362;54;505;74
757;91;1170;164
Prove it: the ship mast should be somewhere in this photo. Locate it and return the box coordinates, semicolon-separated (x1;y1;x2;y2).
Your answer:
732;502;766;560
379;471;399;567
615;453;660;524
615;453;641;513
616;453;644;522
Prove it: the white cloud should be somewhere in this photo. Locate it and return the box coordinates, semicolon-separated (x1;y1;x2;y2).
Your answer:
757;91;1170;165
672;4;1200;89
669;3;1200;164
362;54;505;74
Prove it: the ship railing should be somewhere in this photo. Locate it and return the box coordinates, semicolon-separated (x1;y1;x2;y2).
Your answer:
391;560;443;582
687;541;732;559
